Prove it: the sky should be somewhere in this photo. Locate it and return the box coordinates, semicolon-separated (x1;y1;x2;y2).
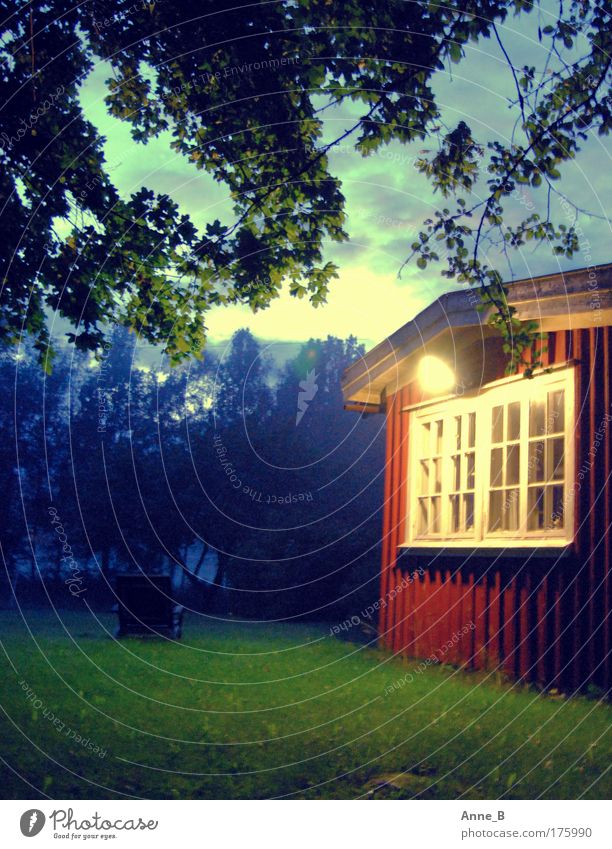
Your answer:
78;5;612;355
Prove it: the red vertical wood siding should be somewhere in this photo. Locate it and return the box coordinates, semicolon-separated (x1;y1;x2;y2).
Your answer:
379;328;612;693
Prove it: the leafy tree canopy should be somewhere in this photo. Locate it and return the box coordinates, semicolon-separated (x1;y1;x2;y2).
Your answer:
1;0;610;370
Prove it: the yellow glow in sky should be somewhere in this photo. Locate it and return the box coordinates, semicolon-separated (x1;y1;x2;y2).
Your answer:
205;264;436;348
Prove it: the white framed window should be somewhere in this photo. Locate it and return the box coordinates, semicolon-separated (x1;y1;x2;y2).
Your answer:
406;366;575;547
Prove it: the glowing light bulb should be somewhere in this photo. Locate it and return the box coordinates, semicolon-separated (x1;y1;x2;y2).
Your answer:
418;355;455;393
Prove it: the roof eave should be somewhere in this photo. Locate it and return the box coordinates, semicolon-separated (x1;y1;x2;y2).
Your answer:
342;263;612;407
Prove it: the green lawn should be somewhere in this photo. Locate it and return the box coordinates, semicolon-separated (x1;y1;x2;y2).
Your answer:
0;610;610;799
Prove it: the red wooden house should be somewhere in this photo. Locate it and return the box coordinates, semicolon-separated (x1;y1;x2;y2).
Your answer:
342;264;612;693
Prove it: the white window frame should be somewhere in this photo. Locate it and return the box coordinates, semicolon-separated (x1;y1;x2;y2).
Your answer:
404;365;575;548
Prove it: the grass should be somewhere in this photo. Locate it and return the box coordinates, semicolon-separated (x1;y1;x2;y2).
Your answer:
0;610;610;799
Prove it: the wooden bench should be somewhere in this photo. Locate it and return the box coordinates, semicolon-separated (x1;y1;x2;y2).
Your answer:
114;574;184;639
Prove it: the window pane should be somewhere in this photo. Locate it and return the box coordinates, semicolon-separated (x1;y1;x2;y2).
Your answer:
450;494;459;533
504;489;519;531
548;389;564;433
419;460;429;495
550;485;564;530
452;455;460;491
508;401;520;441
527;487;545;531
464;493;475;532
489;490;503;532
506;444;520;486
529;398;546;437
435;420;444;454
492;405;503;443
433;458;442;493
490;447;503;486
454;416;462;451
548;437;564;481
421;422;430;455
418;498;428;535
431;497;440;533
528;440;545;483
468;412;476;448
466;452;475;489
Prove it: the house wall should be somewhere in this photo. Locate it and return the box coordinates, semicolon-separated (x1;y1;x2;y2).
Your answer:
379;326;611;692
